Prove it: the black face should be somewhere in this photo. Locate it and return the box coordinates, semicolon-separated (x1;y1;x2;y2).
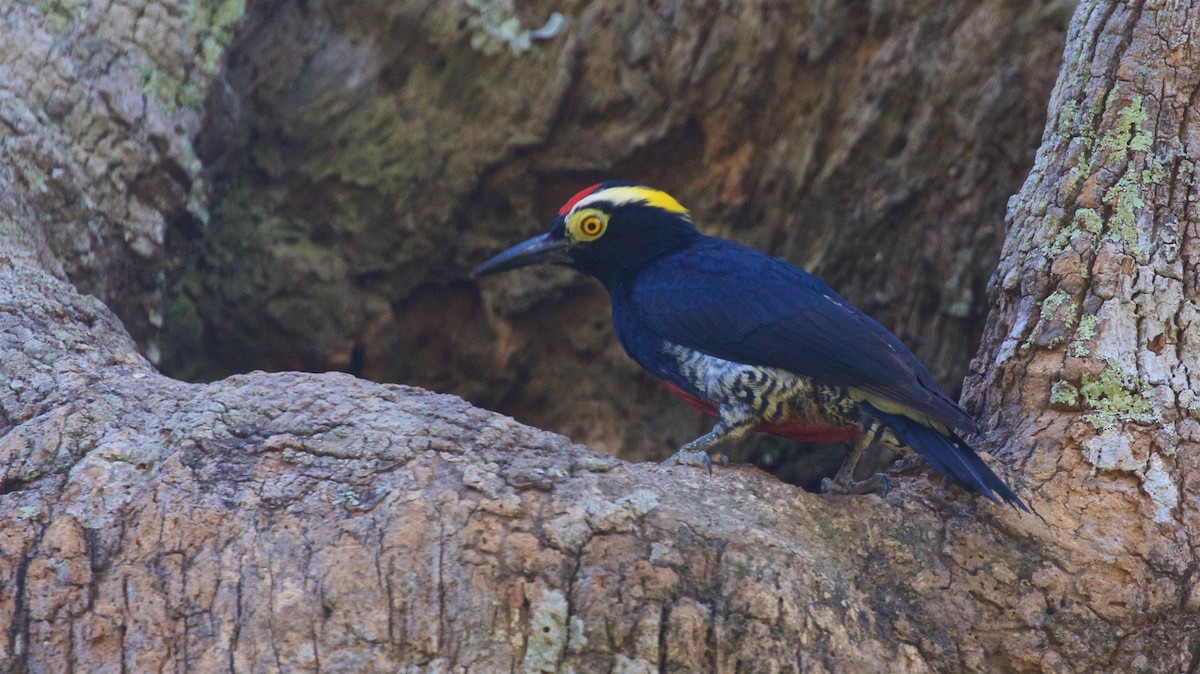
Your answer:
472;183;700;287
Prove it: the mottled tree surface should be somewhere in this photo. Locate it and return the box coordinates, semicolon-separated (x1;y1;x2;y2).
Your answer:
3;1;1200;673
160;0;1073;469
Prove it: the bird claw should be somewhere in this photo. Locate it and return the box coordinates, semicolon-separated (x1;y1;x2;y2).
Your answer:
820;473;891;496
660;449;721;476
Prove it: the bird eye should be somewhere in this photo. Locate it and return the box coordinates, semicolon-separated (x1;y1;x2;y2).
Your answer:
569;211;607;241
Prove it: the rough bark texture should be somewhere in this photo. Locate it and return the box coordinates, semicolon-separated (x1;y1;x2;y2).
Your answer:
0;270;1034;674
962;0;1200;664
3;0;1200;673
159;0;1073;470
0;0;217;351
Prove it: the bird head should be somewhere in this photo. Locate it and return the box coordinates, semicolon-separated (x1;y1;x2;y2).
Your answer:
472;181;699;286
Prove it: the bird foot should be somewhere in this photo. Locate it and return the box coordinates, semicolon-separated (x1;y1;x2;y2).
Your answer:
820;473;891;496
660;450;729;476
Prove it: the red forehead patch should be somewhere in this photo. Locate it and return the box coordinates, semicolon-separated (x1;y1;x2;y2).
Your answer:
558;183;603;215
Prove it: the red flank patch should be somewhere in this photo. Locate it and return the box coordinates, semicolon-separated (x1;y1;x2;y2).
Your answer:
663;382;861;443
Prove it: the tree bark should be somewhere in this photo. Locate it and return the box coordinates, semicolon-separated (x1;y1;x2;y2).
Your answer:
963;0;1200;664
2;1;1199;673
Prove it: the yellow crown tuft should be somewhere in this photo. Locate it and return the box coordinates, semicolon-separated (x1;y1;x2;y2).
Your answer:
571;185;690;216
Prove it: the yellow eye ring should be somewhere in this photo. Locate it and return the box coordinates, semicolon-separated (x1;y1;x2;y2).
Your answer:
569;210;608;241
580;215;603;237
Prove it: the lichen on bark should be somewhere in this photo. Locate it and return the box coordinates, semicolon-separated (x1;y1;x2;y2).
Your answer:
4;0;1200;672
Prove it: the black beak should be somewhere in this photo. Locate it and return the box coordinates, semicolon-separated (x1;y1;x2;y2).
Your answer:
471;232;571;278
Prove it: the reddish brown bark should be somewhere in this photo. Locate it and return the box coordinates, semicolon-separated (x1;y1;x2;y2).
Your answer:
2;0;1198;672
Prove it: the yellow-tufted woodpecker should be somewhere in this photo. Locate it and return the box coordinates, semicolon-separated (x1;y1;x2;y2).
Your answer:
473;181;1025;509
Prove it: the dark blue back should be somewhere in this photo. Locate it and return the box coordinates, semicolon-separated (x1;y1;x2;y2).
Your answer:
613;236;975;433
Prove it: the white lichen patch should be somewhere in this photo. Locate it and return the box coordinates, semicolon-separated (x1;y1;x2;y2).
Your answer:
586;489;660;532
997;295;1038;363
523;585;568;673
461;460;507;498
17;505;41;520
568;615;588;653
615;489;660;518
544;487;660;553
1083;430;1179;525
466;0;564;56
1083;431;1140;472
1141;454;1178;524
543;507;592;552
1092;297;1140;371
329;485;362;508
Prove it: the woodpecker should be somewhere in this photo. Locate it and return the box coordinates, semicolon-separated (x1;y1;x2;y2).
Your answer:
473;181;1025;509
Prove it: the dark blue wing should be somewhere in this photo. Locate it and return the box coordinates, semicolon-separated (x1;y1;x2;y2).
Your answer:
631;236;977;433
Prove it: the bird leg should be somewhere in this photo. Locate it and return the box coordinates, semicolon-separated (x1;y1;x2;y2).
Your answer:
821;418;891;495
660;417;750;475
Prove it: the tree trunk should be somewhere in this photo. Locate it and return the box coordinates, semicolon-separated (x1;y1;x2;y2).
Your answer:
963;0;1200;663
2;1;1198;673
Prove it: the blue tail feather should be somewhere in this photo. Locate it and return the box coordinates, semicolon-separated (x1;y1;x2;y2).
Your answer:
866;406;1028;511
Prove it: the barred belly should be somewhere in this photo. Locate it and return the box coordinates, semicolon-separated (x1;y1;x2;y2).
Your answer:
661;342;860;440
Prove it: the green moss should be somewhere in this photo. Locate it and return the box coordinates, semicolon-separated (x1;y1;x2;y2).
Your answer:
1050;380;1079;407
1096;97;1156;251
1103;163;1145;250
138;63;175;113
1070;314;1098;357
32;0;88;30
1079;358;1160;430
1077;209;1103;236
1050;207;1105;255
1099;96;1151;154
1049;97;1155;257
18;164;49;196
187;0;246;78
1041;289;1077;346
16;506;40;520
330;486;363;508
1058;99;1078;136
1040;289;1074;325
1023;289;1078;350
1141;162;1165;185
139;0;245;113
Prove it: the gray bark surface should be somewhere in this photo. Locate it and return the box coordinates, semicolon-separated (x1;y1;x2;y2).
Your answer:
2;0;1198;672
